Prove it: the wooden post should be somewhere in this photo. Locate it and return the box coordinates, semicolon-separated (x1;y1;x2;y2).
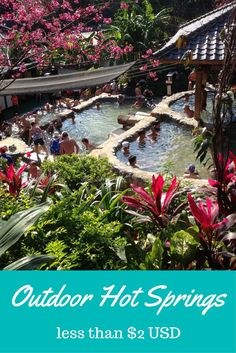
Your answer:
194;66;203;120
194;66;208;120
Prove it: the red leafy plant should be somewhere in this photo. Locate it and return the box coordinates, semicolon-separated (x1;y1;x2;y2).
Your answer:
208;152;236;213
122;175;180;227
188;193;236;268
0;163;28;195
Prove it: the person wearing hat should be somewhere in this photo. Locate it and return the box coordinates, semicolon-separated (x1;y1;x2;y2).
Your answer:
184;164;200;179
122;141;130;156
50;131;61;157
0;146;13;165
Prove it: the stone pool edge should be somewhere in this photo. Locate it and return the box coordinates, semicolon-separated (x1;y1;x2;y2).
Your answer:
90;91;209;187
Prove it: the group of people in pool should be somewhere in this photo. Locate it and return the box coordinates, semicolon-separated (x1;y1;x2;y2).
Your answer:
120;121;161;168
120;119;201;178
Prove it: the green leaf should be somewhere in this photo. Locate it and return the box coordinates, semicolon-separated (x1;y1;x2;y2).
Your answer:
0;204;49;257
3;255;55;270
142;238;164;270
41;174;58;203
170;230;199;265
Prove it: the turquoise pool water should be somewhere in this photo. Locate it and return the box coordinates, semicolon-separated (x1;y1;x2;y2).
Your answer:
116;122;209;178
62;102;135;146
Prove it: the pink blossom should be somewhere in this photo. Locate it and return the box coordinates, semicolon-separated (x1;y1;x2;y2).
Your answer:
139;64;148;72
120;2;129;10
103;18;112;24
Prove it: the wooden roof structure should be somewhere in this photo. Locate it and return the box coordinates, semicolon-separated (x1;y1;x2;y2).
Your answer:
154;1;236;119
154;1;236;65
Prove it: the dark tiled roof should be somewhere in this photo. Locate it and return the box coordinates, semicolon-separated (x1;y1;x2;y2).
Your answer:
154;1;236;63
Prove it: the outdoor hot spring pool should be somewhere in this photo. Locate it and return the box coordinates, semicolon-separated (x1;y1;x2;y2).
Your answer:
116;122;209;178
62;102;134;146
37;101;209;177
171;93;215;122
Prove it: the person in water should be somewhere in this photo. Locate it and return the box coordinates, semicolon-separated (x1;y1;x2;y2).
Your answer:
122;141;130;156
148;122;160;141
59;131;79;155
128;155;139;168
96;102;101;110
137;129;146;143
81;138;95;151
184;104;194;118
133;96;144;109
183;164;200;179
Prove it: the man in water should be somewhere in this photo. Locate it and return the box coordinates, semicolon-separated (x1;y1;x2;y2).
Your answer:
59;131;79;155
128;155;139;168
183;164;200;179
122;141;130;156
137;129;146;143
81;138;95;151
184;104;194;118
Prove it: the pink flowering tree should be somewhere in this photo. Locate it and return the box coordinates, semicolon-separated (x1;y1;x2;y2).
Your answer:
104;0;171;78
0;0;132;92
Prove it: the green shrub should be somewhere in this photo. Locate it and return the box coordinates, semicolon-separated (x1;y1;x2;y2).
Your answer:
42;155;115;191
22;190;126;270
0;187;33;220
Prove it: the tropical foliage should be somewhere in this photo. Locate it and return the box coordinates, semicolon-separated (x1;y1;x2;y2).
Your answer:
106;0;171;60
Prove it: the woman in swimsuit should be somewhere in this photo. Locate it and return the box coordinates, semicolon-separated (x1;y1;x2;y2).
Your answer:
28;122;48;159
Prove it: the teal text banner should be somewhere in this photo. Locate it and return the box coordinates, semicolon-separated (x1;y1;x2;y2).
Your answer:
0;271;235;353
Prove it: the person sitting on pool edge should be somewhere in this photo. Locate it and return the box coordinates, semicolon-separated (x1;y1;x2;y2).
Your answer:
122;141;130;156
81;138;95;151
128;155;139;168
183;164;200;179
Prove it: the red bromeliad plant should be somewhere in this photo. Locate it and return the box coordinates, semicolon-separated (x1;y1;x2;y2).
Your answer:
0;163;28;195
122;175;180;228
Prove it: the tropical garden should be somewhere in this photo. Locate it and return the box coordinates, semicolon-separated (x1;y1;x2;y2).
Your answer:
0;0;236;271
